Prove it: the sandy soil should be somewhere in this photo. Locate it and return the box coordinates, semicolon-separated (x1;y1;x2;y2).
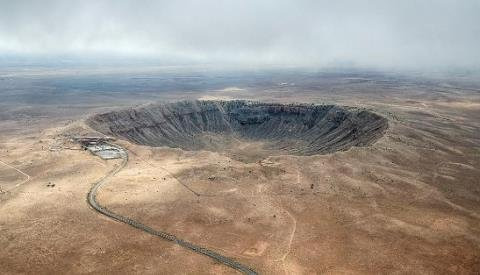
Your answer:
1;73;479;274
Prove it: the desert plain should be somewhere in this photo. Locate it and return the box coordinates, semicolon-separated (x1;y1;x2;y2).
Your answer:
1;68;479;274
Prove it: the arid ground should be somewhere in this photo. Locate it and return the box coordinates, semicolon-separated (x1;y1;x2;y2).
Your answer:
1;68;479;274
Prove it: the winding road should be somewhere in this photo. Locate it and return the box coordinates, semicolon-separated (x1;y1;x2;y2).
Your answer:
86;143;257;275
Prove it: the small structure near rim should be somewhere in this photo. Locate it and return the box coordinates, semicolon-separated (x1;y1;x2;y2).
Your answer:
73;136;125;160
73;136;116;146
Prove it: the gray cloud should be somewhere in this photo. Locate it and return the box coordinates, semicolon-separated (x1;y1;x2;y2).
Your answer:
0;0;479;68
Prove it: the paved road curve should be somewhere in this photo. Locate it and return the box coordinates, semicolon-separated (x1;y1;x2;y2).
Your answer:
86;143;258;275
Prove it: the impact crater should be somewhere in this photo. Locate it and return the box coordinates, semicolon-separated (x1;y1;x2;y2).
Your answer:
87;100;388;159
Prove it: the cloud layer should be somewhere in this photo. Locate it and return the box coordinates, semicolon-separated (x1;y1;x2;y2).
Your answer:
0;0;479;68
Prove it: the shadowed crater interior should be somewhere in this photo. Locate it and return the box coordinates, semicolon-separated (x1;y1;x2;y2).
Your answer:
87;100;388;158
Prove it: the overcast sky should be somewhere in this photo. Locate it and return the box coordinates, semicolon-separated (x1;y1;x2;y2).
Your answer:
0;0;479;69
